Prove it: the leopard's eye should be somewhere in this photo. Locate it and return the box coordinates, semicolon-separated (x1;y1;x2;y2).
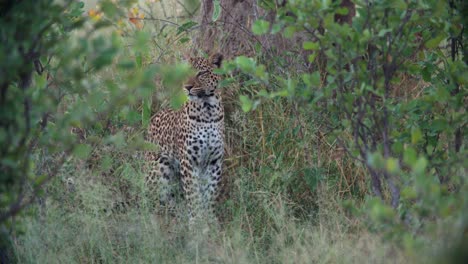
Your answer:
196;70;209;77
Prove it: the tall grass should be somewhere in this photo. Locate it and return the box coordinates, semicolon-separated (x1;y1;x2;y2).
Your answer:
13;165;407;264
13;90;411;263
11;1;454;262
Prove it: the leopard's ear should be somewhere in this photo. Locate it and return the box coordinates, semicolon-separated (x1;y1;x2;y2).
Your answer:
209;53;223;68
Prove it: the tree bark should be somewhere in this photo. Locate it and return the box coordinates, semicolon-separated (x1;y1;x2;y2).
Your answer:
193;0;257;59
193;0;356;61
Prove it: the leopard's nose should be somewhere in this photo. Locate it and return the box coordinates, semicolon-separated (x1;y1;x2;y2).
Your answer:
184;84;193;91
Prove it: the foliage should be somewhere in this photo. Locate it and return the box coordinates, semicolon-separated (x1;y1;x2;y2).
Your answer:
0;0;194;260
1;0;466;262
235;0;466;256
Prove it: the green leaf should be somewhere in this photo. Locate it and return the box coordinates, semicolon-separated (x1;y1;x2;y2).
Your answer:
378;29;392;37
304;168;323;192
283;26;296;38
425;34;446;49
411;127;422;144
386;158;399;173
303;41;319;50
219;77;236;88
412;157;427;175
391;141;403;154
118;60;136;69
401;187;417;200
92;47;117;70
302;72;321;87
142;98;152;127
106;132;126;149
390;0;407;9
162;63;192;91
435;86;450;102
335;7;349;15
73;144;92;159
403;147;417;165
367;152;384;169
421;67;431;81
34;174;48;187
212;0;221;21
179;37;190;43
136;53;143;68
171;90;188;110
235;56;256;72
252;19;270;35
308;53;317;63
323;13;335;28
239;95;253;112
432;119;448;132
403;234;416;251
134;31;150;53
126;110;140;125
176;21;197;35
101;155;113;172
100;1;118;17
369;198;395;222
255;64;268;81
34;74;47;89
271;22;283;34
94;20;113;29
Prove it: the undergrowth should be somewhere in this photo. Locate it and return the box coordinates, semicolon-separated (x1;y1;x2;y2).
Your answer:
7;1;466;263
12;92;410;263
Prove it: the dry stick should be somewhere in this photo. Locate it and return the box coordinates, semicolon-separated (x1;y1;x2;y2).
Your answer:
150;19;251;65
380;10;413;208
217;1;275;59
449;2;463;155
131;17;181;27
0;150;70;223
258;108;266;159
8;21;55;223
4;8;87;222
334;43;379;197
159;0;168;19
175;0;199;17
0;79;143;223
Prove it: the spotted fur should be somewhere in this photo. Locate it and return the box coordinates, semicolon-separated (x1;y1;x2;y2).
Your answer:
145;53;224;224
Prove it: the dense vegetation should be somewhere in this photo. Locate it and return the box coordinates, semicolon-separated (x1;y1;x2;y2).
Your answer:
0;0;466;263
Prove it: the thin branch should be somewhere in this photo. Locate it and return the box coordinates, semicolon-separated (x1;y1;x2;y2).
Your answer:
127;17;180;27
175;0;199;16
0;150;70;223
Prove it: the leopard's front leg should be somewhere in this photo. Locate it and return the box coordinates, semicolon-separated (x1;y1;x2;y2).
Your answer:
146;152;180;211
202;154;223;219
180;157;203;225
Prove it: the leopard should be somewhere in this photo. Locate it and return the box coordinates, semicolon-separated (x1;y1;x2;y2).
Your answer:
145;53;225;225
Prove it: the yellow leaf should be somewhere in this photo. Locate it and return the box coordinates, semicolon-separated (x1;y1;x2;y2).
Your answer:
88;9;103;22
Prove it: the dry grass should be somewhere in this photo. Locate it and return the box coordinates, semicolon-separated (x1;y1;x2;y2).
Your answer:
13;165;409;263
12;90;411;263
11;2;452;263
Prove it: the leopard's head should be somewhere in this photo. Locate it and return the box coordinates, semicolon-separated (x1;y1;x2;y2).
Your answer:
184;53;224;99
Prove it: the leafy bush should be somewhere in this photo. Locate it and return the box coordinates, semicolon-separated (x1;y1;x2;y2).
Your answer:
0;0;191;259
236;0;466;256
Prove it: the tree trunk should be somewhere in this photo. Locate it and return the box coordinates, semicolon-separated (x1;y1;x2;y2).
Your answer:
193;0;257;59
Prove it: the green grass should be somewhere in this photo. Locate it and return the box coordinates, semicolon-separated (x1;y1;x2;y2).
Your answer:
13;171;406;263
13;95;410;263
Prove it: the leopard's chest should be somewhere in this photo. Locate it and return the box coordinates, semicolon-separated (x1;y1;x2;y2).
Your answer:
184;120;223;167
173;97;224;174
